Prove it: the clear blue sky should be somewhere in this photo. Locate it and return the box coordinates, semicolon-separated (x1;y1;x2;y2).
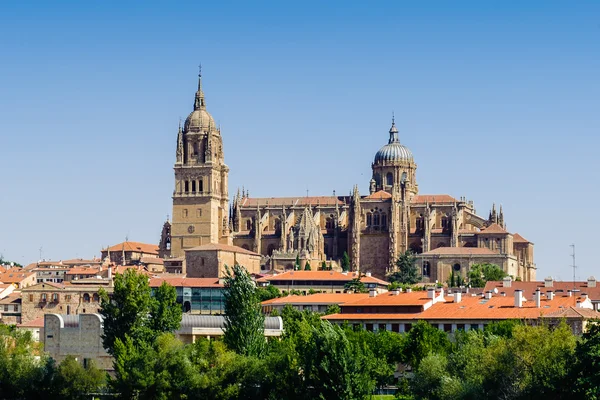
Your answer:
0;1;598;279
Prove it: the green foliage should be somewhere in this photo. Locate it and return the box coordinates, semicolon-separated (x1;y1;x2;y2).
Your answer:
344;277;367;293
149;281;183;334
573;321;600;399
53;355;106;399
484;319;522;338
256;284;282;302
325;304;341;315
388;251;420;285
295;254;301;270
304;261;311;271
402;321;451;369
341;251;350;272
321;260;327;270
468;263;507;288
223;264;266;357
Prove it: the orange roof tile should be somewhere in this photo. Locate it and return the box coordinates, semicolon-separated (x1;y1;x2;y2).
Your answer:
364;190;392;200
149;277;222;288
512;233;531;244
0;269;35;284
411;195;457;204
421;247;499;256
140;257;164;265
241;196;346;208
186;243;261;256
257;271;389;285
483;280;600;301
105;241;159;255
478;223;509;235
262;293;369;306
18;317;45;328
0;293;21;304
343;291;433;307
66;267;101;275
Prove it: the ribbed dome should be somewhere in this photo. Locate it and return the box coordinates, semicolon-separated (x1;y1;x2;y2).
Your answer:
185;108;216;132
373;119;413;164
374;142;413;164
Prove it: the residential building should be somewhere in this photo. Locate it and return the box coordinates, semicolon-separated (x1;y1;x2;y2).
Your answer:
0;293;22;324
0;268;36;288
261;293;369;314
149;276;225;314
185;243;262;278
101;241;159;265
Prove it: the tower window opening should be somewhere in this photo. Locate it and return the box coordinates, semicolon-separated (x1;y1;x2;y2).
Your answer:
191;181;196;192
199;179;203;193
184;181;189;193
381;213;387;228
373;213;380;226
246;219;252;231
386;172;393;186
366;213;372;227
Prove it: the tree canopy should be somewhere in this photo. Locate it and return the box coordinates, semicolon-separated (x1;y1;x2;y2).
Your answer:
388;250;420;285
468;263;507;288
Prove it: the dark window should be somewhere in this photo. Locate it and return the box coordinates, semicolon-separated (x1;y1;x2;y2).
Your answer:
373;213;380;226
423;261;431;277
392;324;400;333
191;181;196;192
83;293;90;303
457;324;465;331
184;181;189;193
199;179;203;192
444;324;452;332
453;263;461;271
405;323;412;332
378;324;387;331
246;220;252;230
366;213;372;227
381;214;387;228
366;323;374;332
386;172;393;186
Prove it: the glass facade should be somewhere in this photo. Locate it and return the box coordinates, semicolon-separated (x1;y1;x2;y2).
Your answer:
153;286;225;315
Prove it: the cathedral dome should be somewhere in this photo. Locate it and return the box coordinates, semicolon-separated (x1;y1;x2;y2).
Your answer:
373;119;413;164
185;108;216;132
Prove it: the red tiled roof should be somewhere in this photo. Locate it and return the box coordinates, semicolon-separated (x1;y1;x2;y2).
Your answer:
186;243;260;256
421;247;499;256
257;271;389;285
411;195;457;204
262;293;369;306
343;291;433;307
66;267;101;275
0;293;21;304
105;241;159;255
19;317;45;328
541;307;600;319
478;223;509;235
364;190;392;200
241;196;346;208
61;258;101;265
140;257;164;265
149;277;222;288
483;280;600;301
513;233;531;244
0;269;35;284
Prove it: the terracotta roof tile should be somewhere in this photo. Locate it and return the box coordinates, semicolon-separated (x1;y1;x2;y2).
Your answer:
478;223;509;235
241;196;347;208
262;293;369;306
343;291;433;307
411;195;457;204
257;271;389;285
364;190;392;200
483;280;600;301
18;317;45;328
186;243;260;256
421;247;499;256
149;277;223;288
0;269;35;283
512;233;531;244
106;241;159;255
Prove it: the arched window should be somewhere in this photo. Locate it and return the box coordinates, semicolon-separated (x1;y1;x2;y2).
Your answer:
52;293;59;302
199;179;203;193
83;293;91;303
92;293;99;303
381;213;387;228
366;213;372;227
373;213;380;226
191;180;196;192
326;218;334;230
246;219;252;231
184;181;189;193
374;173;381;187
386;172;393;186
423;261;431;277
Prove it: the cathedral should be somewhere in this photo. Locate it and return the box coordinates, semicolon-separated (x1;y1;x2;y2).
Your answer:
160;72;536;282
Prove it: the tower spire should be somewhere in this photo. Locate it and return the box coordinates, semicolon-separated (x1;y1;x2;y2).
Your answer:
197;63;202;91
388;114;399;144
194;64;205;110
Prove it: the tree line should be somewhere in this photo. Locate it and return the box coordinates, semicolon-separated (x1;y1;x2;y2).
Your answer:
3;267;600;399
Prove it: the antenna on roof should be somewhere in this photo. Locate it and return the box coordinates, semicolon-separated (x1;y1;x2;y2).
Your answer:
571;244;577;291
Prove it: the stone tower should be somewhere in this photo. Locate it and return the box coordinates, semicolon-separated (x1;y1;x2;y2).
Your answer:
170;69;230;257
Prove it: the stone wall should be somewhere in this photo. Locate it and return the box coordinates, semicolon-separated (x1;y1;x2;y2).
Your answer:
360;234;389;277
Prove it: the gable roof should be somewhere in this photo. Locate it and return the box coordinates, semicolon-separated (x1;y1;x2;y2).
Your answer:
364;190;392;200
0;269;35;284
513;233;531;244
257;270;389;285
241;196;346;208
105;241;159;255
149;277;222;288
478;223;509;235
262;293;369;306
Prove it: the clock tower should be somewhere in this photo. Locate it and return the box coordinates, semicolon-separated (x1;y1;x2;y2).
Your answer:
170;69;231;257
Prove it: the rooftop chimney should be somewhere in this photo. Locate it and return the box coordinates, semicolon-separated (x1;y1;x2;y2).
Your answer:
427;287;436;299
589;276;597;288
502;276;512;288
485;291;493;300
576;300;582;308
500;291;506;297
366;272;372;277
568;290;573;297
369;288;377;298
547;290;554;301
391;289;400;296
406;288;412;293
515;290;523;308
535;289;541;308
454;291;462;303
545;276;554;288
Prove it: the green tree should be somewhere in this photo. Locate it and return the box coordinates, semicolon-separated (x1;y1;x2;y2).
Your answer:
341;251;350;272
344;277;366;293
295;254;301;270
468;263;506;288
402;320;451;368
223;264;266;357
304;261;311;271
388;251;420;285
325;304;341;315
321;260;327;270
99;269;181;354
256;284;282;301
573;321;600;399
53;355;106;399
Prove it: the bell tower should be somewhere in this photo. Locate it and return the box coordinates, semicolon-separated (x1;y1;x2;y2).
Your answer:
170;67;231;258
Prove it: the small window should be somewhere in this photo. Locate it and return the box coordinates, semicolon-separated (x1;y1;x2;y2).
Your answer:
29;294;33;302
41;293;47;302
199;179;203;192
196;209;202;218
65;295;71;301
92;293;99;303
191;181;196;192
183;209;188;218
3;305;8;312
246;219;252;231
13;305;18;312
52;293;59;302
83;293;90;303
453;263;461;272
184;181;190;193
386;172;393;186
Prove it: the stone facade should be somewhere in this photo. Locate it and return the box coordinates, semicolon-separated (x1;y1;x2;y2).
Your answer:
185;243;262;278
21;282;109;324
160;76;536;281
44;314;112;371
